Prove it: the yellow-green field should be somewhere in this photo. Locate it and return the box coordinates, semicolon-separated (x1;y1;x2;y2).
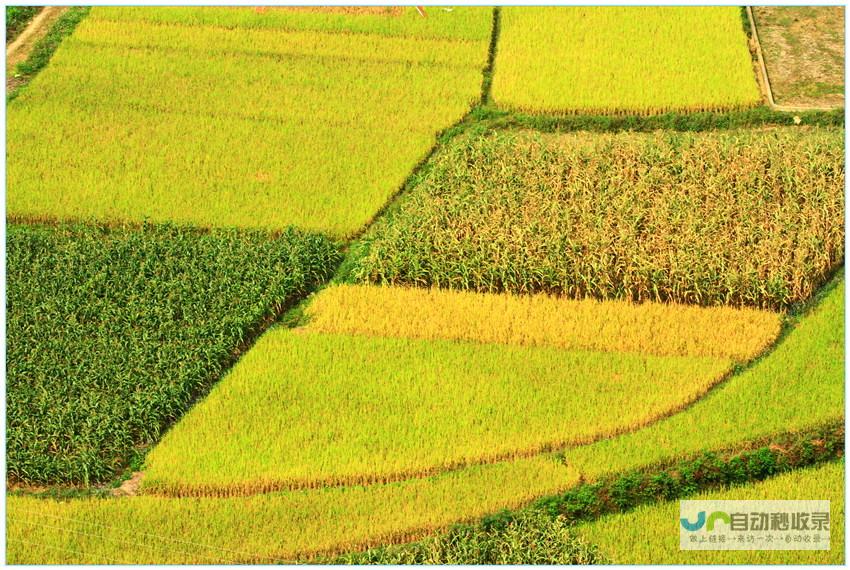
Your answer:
305;284;782;360
7;278;842;563
578;461;845;564
142;330;731;496
491;7;761;114
6;7;491;237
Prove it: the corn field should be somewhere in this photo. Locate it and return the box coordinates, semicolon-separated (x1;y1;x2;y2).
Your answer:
6;224;339;484
353;127;844;310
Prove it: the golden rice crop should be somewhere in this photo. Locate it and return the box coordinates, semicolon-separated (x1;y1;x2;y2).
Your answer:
491;7;761;114
304;284;781;361
7;278;841;564
577;461;844;564
6;7;491;237
353;127;844;310
141;330;731;496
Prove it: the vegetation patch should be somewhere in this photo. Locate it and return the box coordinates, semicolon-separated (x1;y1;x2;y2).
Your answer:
7;424;842;564
333;510;609;564
352;127;844;310
142;330;731;495
6;7;491;237
6;6;41;42
491;7;760;114
578;460;844;564
6;223;339;485
335;426;844;563
7;6;88;100
306;284;782;361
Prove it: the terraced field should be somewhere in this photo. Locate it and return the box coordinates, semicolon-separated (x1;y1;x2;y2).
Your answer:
5;5;845;566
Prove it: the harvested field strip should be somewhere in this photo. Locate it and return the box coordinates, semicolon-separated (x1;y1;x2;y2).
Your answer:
6;223;340;485
752;6;844;109
352;128;844;310
141;331;731;496
73;18;485;67
578;461;845;564
304;284;782;361
491;7;760;114
90;6;493;41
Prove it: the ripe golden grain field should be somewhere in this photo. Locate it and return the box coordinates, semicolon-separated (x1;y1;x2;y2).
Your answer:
304;284;782;361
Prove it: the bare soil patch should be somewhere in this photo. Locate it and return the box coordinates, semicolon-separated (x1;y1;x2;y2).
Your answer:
753;6;844;108
112;472;145;497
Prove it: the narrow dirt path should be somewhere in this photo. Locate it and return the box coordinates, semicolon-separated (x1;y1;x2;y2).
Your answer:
6;6;67;89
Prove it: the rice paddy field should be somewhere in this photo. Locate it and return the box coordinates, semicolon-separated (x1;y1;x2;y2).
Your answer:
6;6;491;237
5;5;845;566
491;7;761;114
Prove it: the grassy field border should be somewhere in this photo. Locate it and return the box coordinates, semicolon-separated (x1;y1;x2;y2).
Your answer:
332;421;844;563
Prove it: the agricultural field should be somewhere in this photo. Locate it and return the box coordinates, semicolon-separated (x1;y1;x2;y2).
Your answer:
305;284;781;360
140;284;779;495
6;224;338;484
491;7;761;114
5;5;845;566
7;275;844;563
352;127;844;310
578;461;845;564
753;6;845;108
6;6;491;237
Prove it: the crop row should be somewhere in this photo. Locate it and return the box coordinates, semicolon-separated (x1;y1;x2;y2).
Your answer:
352;127;844;310
142;330;731;496
6;223;339;484
305;283;781;360
491;7;761;114
6;7;490;237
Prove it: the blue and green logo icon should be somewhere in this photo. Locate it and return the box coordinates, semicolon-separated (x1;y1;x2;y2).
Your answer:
681;511;731;532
